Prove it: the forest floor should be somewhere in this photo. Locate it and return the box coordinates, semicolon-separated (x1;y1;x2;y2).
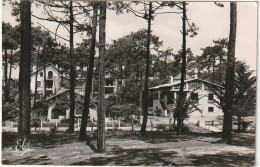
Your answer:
2;130;255;166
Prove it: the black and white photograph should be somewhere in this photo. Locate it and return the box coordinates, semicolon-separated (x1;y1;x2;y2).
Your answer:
1;0;257;166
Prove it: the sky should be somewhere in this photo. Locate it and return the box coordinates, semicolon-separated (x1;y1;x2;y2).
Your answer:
2;1;258;71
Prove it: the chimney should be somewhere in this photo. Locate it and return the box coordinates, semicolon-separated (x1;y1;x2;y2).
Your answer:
194;68;198;79
169;76;174;83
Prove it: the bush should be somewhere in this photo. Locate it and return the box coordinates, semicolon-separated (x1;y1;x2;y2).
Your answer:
49;124;57;136
58;122;68;127
109;104;140;123
157;124;167;131
182;125;190;132
148;107;153;115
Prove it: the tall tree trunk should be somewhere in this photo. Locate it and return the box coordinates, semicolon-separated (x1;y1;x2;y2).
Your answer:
97;1;106;153
33;50;40;107
18;52;24;139
43;56;46;100
141;1;152;133
4;49;8;86
68;0;76;133
218;55;222;84
176;2;187;135
213;56;216;83
8;49;13;86
79;2;98;141
20;0;32;140
4;49;9;103
222;2;237;144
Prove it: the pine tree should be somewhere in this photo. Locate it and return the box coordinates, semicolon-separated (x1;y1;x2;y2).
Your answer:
79;2;98;141
222;2;237;144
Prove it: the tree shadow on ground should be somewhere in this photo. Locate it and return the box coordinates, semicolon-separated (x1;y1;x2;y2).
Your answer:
187;152;255;166
2;131;79;150
231;133;255;148
2;154;53;165
86;137;98;153
71;146;179;166
106;131;221;144
208;132;255;149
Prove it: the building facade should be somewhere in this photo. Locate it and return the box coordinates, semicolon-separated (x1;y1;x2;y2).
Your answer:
150;74;224;131
30;63;62;100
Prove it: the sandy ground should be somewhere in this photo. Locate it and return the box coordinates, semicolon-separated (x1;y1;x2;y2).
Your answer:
1;130;255;166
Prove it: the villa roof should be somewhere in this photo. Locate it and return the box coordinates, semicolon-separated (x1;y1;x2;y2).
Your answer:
31;62;62;76
149;78;224;90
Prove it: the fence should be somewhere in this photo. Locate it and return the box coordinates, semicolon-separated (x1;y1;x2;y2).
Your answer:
8;119;134;130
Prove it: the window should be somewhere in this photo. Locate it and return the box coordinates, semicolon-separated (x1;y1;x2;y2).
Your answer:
160;93;164;100
153;93;158;100
167;92;174;104
37;81;41;88
48;71;53;79
40;72;43;77
46;80;53;88
105;87;114;94
191;93;198;101
51;109;59;119
106;80;114;86
208;94;214;101
208;107;214;112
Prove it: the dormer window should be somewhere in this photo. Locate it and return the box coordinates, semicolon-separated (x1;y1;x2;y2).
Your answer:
40;72;43;77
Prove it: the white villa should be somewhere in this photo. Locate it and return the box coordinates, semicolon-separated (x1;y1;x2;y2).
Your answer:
30;63;69;100
149;73;224;131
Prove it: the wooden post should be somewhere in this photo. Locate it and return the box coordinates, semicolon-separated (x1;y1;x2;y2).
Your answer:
41;120;43;128
118;120;120;128
56;120;58;127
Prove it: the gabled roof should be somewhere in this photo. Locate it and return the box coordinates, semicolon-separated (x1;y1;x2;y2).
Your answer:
45;87;70;102
31;62;62;76
149;78;223;90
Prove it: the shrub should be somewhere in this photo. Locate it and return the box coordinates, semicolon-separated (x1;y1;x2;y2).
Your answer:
182;125;189;132
110;104;141;123
157;124;167;131
148;107;153;115
49;124;57;136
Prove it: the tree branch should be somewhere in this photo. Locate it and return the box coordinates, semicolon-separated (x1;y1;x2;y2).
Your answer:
37;22;70;42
